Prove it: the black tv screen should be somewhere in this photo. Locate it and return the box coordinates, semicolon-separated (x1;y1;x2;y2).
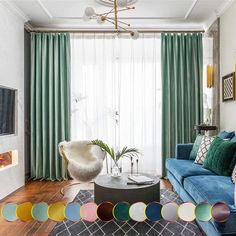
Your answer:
0;87;16;135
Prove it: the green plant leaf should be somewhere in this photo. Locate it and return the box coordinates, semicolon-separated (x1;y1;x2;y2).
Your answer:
89;140;140;162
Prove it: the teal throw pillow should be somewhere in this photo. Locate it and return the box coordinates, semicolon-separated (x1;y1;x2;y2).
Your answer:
189;135;203;160
203;137;236;176
218;131;235;139
231;136;236;142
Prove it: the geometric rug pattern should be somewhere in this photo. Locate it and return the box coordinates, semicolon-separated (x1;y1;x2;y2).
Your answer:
50;189;203;236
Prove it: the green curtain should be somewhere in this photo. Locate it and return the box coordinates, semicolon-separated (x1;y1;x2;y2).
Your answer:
30;33;71;180
161;33;203;176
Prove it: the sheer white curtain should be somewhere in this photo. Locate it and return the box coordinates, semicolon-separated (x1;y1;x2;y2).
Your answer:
71;33;162;175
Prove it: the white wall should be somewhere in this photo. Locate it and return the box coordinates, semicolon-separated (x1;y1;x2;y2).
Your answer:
0;3;25;199
220;1;236;131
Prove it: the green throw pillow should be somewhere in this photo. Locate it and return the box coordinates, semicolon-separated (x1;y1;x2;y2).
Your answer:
189;135;203;160
203;137;236;176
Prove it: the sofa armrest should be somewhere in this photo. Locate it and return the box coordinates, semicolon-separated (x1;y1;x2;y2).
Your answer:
176;144;193;160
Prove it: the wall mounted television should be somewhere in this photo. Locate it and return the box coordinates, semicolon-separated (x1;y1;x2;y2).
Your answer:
0;86;16;136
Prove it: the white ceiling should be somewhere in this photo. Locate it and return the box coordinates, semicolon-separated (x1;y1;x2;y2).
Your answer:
2;0;235;31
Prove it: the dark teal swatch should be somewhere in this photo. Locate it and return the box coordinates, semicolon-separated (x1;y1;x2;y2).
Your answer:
113;202;130;222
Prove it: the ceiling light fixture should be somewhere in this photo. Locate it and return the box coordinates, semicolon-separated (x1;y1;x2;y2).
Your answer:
83;0;139;40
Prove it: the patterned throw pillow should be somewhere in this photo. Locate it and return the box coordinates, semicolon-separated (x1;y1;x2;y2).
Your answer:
194;136;215;164
232;165;236;183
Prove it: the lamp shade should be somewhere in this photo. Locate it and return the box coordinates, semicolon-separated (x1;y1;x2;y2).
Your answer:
130;30;139;40
82;14;90;21
117;0;128;8
84;7;95;17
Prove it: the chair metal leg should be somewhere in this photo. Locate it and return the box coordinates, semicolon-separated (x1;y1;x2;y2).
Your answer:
60;182;94;196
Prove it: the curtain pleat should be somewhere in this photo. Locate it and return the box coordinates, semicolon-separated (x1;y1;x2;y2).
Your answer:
30;33;71;180
161;33;203;176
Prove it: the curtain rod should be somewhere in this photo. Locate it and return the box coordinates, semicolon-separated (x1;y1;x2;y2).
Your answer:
25;27;205;34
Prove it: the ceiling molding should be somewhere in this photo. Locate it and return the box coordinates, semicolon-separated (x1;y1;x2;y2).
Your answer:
184;0;198;19
204;0;235;31
36;0;53;19
32;0;199;25
6;0;230;31
53;16;184;20
0;0;30;22
29;27;204;33
215;0;235;17
95;0;138;7
203;14;217;31
25;21;34;32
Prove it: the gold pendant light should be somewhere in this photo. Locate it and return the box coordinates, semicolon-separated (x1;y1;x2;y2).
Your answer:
83;0;139;39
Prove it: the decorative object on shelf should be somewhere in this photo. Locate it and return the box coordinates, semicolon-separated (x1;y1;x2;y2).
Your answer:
83;0;139;39
194;124;217;135
207;64;214;88
129;156;134;176
136;158;139;176
90;139;140;178
222;72;235;102
129;156;140;177
204;108;212;125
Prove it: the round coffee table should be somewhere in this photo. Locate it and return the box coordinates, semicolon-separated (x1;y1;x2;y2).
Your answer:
94;173;160;204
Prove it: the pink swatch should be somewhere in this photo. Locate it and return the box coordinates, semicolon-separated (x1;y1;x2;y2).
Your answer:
80;202;98;222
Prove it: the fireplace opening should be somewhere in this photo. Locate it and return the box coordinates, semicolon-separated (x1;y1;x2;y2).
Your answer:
0;150;18;170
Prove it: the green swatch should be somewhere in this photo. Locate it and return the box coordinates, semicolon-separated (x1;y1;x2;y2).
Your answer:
195;203;212;221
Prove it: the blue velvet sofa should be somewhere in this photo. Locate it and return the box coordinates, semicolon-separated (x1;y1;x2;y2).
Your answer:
166;144;236;236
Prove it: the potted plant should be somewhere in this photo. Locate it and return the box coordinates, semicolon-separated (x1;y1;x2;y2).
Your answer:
90;139;140;177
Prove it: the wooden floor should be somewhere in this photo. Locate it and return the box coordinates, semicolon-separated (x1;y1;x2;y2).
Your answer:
0;179;172;236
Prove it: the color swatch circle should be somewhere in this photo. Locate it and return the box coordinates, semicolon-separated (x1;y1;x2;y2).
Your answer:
211;202;230;223
129;202;147;222
145;202;162;222
48;202;66;222
178;202;196;222
113;202;130;222
80;202;97;222
161;202;179;222
32;202;49;222
97;202;114;222
1;203;18;221
17;202;33;221
65;203;81;222
195;202;212;222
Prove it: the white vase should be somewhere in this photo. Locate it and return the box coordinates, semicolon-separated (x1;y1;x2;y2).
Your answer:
111;160;122;178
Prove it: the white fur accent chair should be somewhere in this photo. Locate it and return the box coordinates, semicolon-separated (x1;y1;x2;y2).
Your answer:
58;141;106;194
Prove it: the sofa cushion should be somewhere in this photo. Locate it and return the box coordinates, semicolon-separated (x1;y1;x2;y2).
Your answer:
184;175;235;210
232;165;236;184
218;131;235;139
176;144;194;160
195;136;215;164
166;159;215;185
203;137;236;176
189;135;203;160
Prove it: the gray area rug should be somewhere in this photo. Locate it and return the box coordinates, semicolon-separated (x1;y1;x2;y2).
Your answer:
50;189;203;236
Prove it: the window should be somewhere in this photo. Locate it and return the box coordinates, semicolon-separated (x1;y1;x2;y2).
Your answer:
71;33;162;175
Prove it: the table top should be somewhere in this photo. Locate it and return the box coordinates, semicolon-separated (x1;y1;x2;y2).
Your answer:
95;173;160;190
